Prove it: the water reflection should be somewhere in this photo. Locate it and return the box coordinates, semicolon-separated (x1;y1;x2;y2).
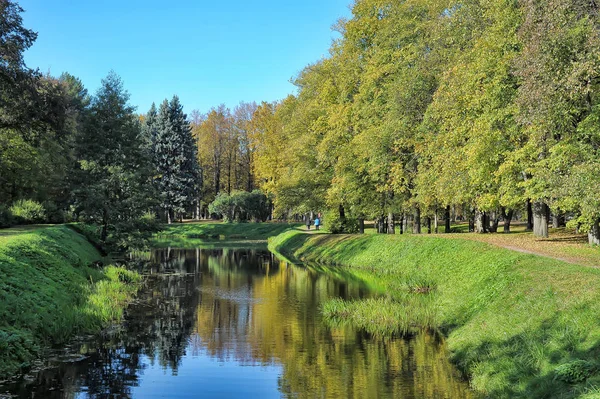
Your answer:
1;248;474;398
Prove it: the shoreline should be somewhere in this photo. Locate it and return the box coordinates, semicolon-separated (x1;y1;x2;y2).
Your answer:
0;226;141;380
268;229;600;398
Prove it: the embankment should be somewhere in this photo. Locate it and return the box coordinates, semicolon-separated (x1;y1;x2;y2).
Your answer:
0;226;140;380
269;230;600;399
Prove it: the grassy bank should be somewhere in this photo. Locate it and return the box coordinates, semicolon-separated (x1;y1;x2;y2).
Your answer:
269;230;600;398
0;225;141;380
153;221;301;247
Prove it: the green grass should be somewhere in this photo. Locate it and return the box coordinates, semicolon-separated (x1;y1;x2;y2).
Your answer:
269;230;600;398
153;221;302;247
0;225;141;380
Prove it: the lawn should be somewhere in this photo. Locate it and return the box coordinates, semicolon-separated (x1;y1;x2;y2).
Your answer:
269;229;600;398
0;225;140;380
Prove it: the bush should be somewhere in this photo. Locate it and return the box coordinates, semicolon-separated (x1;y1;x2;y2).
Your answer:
10;199;46;224
208;190;271;222
554;360;598;383
43;201;67;224
323;209;359;234
108;212;161;251
0;205;13;228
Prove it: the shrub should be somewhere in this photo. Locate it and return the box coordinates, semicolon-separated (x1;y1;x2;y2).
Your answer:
108;212;161;251
0;205;13;228
208;190;271;222
554;360;598;383
43;201;67;224
10;199;46;224
323;209;359;234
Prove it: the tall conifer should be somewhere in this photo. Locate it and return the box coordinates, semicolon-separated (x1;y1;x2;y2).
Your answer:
152;96;199;223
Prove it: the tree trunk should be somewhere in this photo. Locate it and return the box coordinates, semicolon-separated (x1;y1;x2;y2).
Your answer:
403;214;408;234
533;201;549;238
167;209;172;225
101;208;109;242
589;219;600;246
358;218;365;234
552;213;559;229
468;211;475;232
474;209;488;233
489;211;499;233
501;207;514;233
434;209;438;234
445;205;451;233
227;156;232;194
388;213;395;234
247;168;253;192
377;216;386;234
551;210;565;228
414;207;421;234
526;199;533;231
426;217;432;234
399;215;404;234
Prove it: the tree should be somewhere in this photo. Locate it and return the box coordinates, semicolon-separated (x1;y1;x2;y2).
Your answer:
0;0;38;130
74;71;154;244
152;96;200;223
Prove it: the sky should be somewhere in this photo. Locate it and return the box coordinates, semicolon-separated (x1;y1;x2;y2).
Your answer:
18;0;352;114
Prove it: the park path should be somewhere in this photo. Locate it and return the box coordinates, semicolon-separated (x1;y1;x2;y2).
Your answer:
440;230;600;268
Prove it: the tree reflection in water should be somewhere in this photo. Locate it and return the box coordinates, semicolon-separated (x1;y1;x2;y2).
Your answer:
2;248;474;399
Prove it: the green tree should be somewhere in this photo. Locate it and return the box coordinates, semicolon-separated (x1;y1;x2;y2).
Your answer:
74;71;154;244
152;96;200;223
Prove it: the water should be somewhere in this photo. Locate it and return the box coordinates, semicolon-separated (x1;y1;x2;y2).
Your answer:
1;247;474;398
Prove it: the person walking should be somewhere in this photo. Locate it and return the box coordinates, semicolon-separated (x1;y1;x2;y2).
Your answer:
314;216;320;231
306;215;312;230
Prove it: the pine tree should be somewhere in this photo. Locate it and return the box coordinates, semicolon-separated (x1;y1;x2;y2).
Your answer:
142;102;157;150
74;71;154;243
152;96;200;223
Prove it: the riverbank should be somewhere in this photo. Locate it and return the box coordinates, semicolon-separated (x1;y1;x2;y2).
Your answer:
0;225;141;380
269;230;600;398
153;221;301;247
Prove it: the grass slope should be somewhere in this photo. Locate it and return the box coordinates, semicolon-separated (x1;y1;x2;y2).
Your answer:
0;225;140;380
269;230;600;399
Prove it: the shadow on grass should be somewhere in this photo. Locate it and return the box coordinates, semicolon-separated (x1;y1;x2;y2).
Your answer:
451;314;600;398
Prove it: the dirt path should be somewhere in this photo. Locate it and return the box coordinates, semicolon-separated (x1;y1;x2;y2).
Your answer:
488;244;578;265
441;229;600;268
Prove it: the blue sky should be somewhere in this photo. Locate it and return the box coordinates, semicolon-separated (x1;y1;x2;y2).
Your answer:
18;0;351;114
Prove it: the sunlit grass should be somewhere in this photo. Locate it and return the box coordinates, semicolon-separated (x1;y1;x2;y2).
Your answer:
0;226;141;379
269;229;600;398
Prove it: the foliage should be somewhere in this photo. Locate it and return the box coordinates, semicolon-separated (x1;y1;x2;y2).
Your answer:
0;225;140;379
9;199;46;224
108;212;162;251
192;102;257;212
0;205;13;228
74;72;157;245
208;190;271;222
42;200;68;224
150;96;200;223
322;208;359;234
